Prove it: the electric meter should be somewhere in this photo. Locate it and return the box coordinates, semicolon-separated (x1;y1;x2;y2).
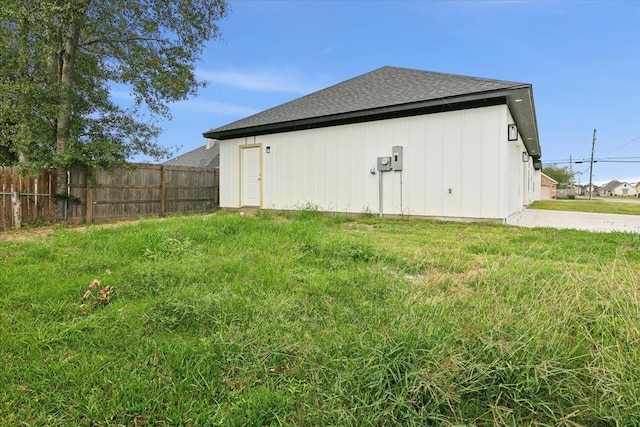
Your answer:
377;156;392;171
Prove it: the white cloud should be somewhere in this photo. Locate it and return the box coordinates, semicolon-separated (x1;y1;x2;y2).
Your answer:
310;47;334;58
174;99;260;117
109;87;256;116
197;69;316;95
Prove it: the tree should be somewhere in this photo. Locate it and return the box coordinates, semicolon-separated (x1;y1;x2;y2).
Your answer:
0;0;228;172
542;165;577;189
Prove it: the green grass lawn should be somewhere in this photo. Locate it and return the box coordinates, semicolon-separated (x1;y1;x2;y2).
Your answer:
1;211;640;426
530;198;640;215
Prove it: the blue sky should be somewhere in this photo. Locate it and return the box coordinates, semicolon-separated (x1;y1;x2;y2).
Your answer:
142;0;640;185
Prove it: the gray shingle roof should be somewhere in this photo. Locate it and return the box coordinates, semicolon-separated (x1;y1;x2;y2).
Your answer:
203;66;540;160
601;180;624;192
164;141;219;169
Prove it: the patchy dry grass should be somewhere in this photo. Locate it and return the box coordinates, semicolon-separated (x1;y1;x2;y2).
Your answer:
1;210;639;425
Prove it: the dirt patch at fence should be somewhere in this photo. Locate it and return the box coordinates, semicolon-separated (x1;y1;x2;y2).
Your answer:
0;226;56;242
0;220;143;242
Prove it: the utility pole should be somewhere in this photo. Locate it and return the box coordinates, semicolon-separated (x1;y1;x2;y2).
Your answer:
569;155;573;191
588;128;597;200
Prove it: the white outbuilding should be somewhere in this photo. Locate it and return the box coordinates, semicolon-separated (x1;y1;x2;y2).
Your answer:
204;66;542;222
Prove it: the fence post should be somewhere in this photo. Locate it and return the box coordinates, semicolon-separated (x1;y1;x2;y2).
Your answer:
50;169;55;219
34;177;38;216
160;165;166;216
1;167;5;230
215;169;219;207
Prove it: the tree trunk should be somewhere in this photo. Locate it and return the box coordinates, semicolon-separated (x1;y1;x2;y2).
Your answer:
55;28;77;216
56;12;83;154
10;181;21;229
54;4;87;218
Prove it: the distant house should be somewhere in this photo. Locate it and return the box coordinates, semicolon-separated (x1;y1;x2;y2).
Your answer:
599;180;638;197
572;185;584;196
580;184;598;197
204;66;542;222
164;139;219;169
540;173;557;200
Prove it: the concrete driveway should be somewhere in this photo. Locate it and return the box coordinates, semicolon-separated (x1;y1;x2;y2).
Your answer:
508;209;640;233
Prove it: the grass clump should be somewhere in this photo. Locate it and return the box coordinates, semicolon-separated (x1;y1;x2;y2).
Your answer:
1;212;639;425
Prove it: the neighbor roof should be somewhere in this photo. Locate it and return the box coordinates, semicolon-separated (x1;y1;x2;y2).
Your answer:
541;172;558;184
600;180;625;192
163;141;219;169
204;66;541;158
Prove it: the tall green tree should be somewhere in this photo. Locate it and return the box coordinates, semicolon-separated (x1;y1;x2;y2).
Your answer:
542;165;577;189
0;0;227;172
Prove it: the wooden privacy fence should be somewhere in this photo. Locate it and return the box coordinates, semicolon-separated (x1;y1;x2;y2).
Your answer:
67;164;219;223
0;164;219;230
0;167;57;230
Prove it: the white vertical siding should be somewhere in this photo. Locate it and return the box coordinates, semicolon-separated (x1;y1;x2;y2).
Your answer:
350;123;370;212
505;108;538;218
391;119;410;214
219;137;240;208
480;108;503;218
425;114;445;217
219;104;524;221
524;161;537;205
281;134;295;207
530;161;540;203
363;123;381;212
443;112;463;217
461;110;483;218
324;128;339;209
407;116;427;216
312;130;327;208
506;133;525;217
336;126;352;211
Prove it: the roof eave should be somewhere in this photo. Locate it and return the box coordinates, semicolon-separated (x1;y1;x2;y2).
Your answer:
505;85;541;160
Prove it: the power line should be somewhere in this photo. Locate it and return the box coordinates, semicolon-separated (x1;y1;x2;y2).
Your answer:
543;156;640;164
588;129;596;200
590;160;640;163
600;156;640;160
604;136;640;155
544;158;640;165
543;132;640;163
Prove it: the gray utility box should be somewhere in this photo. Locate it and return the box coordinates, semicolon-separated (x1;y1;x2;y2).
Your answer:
377;156;392;171
391;146;403;171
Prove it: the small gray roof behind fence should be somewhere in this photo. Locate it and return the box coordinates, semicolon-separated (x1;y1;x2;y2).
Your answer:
164;141;219;169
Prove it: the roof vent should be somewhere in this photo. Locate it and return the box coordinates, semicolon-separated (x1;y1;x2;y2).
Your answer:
205;138;217;150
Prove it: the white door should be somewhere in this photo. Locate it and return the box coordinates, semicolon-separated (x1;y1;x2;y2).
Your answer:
242;146;261;207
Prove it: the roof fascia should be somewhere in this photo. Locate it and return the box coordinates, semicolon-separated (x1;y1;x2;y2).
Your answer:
207;99;504;140
206;90;514;139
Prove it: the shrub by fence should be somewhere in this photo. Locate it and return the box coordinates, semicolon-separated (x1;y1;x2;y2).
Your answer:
0;164;219;230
